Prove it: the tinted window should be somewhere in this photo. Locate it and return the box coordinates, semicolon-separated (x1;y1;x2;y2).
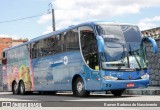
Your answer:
2;52;5;59
30;28;79;59
64;28;79;51
121;26;142;42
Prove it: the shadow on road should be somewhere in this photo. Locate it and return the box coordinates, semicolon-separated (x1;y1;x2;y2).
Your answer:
0;92;138;101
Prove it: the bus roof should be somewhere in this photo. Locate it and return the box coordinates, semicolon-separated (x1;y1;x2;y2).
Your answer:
3;21;137;52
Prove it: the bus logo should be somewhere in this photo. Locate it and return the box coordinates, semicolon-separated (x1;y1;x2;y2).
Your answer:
2;102;11;107
63;56;68;65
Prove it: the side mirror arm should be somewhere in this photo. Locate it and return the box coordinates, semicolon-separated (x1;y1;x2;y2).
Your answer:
142;37;158;54
97;36;105;53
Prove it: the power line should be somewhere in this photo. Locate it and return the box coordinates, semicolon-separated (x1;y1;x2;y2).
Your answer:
0;12;51;24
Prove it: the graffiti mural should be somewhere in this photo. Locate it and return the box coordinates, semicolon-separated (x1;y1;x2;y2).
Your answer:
6;45;33;91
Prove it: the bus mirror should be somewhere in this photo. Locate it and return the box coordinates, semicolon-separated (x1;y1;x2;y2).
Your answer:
142;37;158;54
97;36;105;52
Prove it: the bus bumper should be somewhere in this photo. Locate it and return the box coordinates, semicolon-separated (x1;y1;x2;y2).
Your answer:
101;79;149;90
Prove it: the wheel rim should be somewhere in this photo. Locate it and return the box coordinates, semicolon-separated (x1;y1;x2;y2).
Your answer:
20;83;24;94
14;83;18;92
77;81;83;93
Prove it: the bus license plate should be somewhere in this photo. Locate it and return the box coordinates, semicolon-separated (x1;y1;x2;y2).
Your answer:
126;83;134;87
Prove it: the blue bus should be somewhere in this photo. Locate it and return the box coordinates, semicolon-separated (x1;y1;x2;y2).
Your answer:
2;21;158;97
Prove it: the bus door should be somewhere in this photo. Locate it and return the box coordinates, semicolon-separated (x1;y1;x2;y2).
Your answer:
79;26;101;90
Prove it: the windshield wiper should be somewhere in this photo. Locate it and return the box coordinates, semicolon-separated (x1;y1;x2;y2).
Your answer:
128;44;141;69
118;45;126;69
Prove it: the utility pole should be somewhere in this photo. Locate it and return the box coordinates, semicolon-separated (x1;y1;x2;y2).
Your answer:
52;8;55;31
49;3;55;31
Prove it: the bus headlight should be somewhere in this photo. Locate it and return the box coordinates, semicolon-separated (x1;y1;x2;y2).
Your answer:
141;74;149;79
103;76;118;80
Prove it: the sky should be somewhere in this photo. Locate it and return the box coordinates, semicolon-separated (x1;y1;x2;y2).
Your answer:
0;0;160;40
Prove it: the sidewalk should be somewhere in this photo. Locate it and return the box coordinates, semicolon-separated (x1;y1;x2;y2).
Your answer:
124;86;160;95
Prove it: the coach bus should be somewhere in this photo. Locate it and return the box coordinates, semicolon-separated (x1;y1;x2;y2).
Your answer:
2;21;158;97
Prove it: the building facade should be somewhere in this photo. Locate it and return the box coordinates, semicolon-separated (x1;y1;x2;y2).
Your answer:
141;27;160;39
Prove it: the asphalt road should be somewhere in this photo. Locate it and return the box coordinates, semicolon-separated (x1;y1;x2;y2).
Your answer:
0;92;160;110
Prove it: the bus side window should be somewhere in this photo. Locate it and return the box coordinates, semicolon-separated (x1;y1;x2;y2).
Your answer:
2;52;6;59
79;26;98;70
30;42;37;58
2;52;7;65
64;28;79;51
29;29;79;59
61;33;65;52
27;44;31;58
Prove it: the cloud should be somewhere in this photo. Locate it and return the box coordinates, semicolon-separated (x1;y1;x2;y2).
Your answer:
37;14;52;24
0;34;23;40
38;0;160;34
138;16;160;30
43;26;53;34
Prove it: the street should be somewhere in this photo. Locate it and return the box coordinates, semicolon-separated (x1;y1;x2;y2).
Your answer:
0;92;160;110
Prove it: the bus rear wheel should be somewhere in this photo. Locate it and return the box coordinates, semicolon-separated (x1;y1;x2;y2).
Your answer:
111;90;125;96
73;77;90;97
13;81;19;95
19;81;25;95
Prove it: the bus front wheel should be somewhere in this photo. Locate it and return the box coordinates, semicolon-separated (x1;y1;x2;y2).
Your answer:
73;77;90;97
111;90;125;96
19;81;25;95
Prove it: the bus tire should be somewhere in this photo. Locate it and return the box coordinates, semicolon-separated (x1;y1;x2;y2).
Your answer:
46;91;57;95
12;81;19;95
19;81;25;95
25;91;32;95
111;90;125;96
73;77;90;97
50;91;57;95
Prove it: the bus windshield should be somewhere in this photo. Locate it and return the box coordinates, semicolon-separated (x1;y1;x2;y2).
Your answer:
96;24;147;70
